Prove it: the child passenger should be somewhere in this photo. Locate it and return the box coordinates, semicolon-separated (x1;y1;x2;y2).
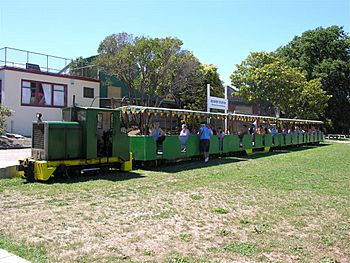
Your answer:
179;124;190;152
217;127;225;151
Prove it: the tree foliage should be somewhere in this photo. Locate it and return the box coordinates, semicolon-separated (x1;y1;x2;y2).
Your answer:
96;33;210;108
69;56;98;79
0;106;12;133
230;52;330;119
186;64;224;111
277;25;350;132
97;33;137;92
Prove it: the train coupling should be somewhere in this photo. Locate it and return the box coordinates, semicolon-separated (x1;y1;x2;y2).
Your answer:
16;163;24;172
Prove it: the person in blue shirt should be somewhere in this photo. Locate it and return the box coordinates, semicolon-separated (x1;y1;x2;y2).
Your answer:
198;122;213;162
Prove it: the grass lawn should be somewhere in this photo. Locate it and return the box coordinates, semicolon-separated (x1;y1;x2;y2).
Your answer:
0;143;349;262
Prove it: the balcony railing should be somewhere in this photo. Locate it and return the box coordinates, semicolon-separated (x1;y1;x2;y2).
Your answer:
0;47;72;74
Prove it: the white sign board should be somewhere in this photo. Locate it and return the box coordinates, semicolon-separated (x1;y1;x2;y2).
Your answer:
208;96;228;110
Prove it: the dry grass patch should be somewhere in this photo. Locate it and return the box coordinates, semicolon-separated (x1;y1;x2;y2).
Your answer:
0;143;349;262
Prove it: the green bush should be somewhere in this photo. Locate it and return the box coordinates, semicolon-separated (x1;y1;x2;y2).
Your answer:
0;105;11;133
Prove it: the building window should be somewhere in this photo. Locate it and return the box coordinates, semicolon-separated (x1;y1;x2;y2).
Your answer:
21;80;66;107
97;113;103;129
83;87;94;98
107;86;121;98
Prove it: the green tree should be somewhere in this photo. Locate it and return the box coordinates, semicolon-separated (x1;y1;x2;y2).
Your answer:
0;106;11;133
97;33;202;107
187;64;225;111
69;56;98;79
230;52;330;119
277;26;350;132
158;50;203;108
96;33;137;92
290;78;331;119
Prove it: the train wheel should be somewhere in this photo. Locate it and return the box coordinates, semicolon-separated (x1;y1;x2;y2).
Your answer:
66;166;81;178
100;165;110;174
24;161;35;182
51;164;67;178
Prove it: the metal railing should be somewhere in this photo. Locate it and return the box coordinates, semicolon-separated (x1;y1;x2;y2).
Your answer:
0;47;72;74
325;134;350;140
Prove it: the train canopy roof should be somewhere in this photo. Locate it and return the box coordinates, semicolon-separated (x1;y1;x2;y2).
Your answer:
118;105;323;125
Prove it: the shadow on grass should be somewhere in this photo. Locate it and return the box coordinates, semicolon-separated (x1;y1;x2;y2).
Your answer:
22;143;329;182
241;143;330;160
141;143;329;173
145;156;247;173
44;170;145;184
271;143;329;153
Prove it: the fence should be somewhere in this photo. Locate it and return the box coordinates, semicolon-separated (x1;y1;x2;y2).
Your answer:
0;47;72;74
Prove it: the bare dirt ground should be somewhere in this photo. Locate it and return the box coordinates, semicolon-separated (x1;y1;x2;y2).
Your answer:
2;179;347;263
1;184;256;262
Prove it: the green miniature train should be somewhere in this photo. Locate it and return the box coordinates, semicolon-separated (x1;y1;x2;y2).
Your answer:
17;105;324;181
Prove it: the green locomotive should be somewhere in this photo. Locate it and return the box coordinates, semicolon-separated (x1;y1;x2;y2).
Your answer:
18;106;132;181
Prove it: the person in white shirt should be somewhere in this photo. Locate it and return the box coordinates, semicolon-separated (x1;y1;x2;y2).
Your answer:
150;121;165;142
179;124;190;152
150;121;165;153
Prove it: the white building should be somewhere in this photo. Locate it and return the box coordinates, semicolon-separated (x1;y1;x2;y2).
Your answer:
0;66;100;136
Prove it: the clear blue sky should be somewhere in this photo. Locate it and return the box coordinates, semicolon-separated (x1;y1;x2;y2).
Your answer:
0;0;349;84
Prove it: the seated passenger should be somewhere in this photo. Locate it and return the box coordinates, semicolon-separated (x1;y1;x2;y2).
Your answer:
239;124;248;146
257;125;265;135
281;127;288;144
128;129;141;136
269;125;277;144
179;124;190;152
249;124;255;135
240;124;248;137
269;125;277;135
150;121;165;152
217;127;225;151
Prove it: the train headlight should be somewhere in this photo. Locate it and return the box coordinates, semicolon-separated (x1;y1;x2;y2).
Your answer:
36;112;42;123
